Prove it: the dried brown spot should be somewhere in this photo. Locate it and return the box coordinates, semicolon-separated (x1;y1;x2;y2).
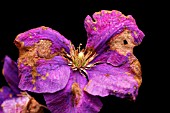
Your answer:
104;10;112;13
125;72;131;76
109;30;142;87
71;82;82;106
31;79;36;84
15;40;25;49
104;73;110;77
15;39;59;84
21;94;47;113
41;76;46;80
9;94;13;98
128;54;142;87
134;86;137;89
41;26;48;30
33;86;36;91
108;29;135;56
36;40;52;58
0;88;3;92
45;73;49;77
130;60;142;86
2;68;4;76
40;73;49;80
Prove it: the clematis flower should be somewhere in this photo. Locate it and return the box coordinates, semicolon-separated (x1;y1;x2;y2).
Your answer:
14;10;144;113
0;56;47;113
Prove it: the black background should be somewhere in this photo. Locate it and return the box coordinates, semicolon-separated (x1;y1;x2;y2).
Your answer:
0;0;164;113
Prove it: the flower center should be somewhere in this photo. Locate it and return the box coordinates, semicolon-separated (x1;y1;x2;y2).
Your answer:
63;43;97;76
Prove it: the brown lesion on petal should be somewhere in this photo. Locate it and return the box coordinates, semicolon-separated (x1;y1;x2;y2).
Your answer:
14;39;60;84
104;73;110;77
41;26;48;30
32;86;36;91
128;54;142;87
9;93;13;98
71;82;82;106
108;29;136;56
19;92;48;113
130;59;142;87
0;88;3;92
108;29;142;87
40;73;49;80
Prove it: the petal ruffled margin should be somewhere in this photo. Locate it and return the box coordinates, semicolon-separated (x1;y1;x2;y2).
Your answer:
84;10;144;54
44;71;102;113
85;63;140;100
18;56;71;93
2;56;20;94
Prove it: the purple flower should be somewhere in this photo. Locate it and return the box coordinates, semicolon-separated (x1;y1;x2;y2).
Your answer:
14;10;144;113
0;56;47;113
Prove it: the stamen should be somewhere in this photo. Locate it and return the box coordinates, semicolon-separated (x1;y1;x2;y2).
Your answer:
78;52;84;59
63;43;97;79
78;43;82;52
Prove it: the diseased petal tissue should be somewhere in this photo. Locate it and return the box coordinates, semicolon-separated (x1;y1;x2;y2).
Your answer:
44;72;102;113
0;86;14;105
83;10;144;101
108;29;136;55
13;9;144;113
2;56;20;94
18;56;71;93
14;26;72;93
0;86;14;113
84;10;144;54
85;63;140;100
15;26;71;54
1;95;30;113
1;92;45;113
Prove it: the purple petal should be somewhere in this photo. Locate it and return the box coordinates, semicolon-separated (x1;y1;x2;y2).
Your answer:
44;71;102;113
85;63;141;100
14;26;72;93
91;50;128;67
0;86;14;105
84;10;144;54
14;26;71;54
0;109;3;113
18;56;71;93
1;95;30;113
3;56;20;94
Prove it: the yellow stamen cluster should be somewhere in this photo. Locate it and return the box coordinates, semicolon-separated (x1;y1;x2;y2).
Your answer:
64;43;97;72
